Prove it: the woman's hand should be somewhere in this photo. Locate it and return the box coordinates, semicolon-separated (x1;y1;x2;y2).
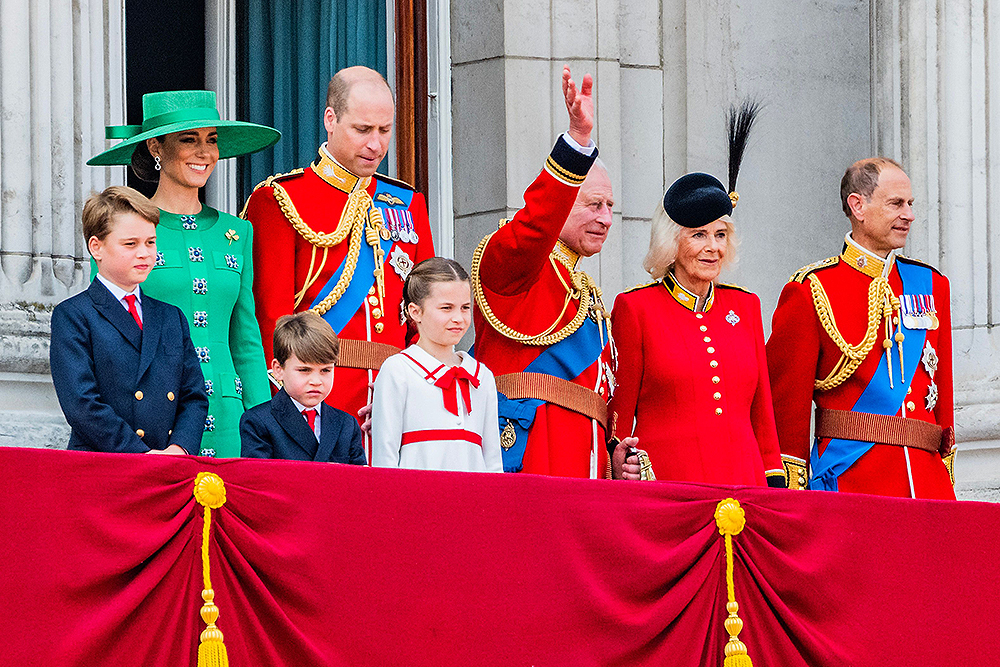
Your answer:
562;66;594;147
612;437;642;480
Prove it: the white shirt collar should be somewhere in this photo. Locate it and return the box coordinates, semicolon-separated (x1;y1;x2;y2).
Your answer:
96;273;141;304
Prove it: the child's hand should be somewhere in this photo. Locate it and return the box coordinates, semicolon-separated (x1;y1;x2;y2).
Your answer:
147;444;187;455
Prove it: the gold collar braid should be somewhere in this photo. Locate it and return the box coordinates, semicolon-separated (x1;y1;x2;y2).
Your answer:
471;229;607;346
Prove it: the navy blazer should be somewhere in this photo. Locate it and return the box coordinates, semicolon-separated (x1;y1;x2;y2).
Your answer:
50;278;208;454
240;388;366;464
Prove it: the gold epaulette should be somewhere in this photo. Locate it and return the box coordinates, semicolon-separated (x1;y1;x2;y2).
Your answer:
717;282;752;293
622;280;658;294
782;455;808;490
896;254;943;276
789;256;839;283
239;168;306;219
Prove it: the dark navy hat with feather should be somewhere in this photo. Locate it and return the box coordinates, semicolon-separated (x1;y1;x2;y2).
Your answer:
662;100;760;228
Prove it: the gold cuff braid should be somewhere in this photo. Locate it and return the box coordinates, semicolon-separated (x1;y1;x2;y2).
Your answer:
782;455;808;490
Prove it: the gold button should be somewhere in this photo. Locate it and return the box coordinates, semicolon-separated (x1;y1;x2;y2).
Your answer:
372;308;383;319
710;360;719;368
712;376;720;384
375;322;384;333
368;295;379;306
696;313;704;319
713;392;722;400
167;392;175;401
134;390;143;400
703;336;711;343
700;325;708;332
798;476;806;486
598;386;605;395
707;347;715;354
715;408;723;416
168;429;172;436
368;287;376;296
136;429;145;437
907;387;912;395
907;401;916;412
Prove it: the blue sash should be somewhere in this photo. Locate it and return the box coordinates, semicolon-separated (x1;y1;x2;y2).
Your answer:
309;179;412;334
810;260;932;491
490;317;605;472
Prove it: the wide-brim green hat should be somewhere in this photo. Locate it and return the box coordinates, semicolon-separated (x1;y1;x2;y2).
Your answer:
87;90;280;166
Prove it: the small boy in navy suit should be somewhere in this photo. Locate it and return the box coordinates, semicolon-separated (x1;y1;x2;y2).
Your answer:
50;187;208;454
240;312;365;464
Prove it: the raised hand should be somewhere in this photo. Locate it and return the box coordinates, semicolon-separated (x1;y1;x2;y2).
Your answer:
562;66;594;147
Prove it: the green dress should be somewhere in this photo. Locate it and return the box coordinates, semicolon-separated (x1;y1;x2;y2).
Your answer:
120;206;269;457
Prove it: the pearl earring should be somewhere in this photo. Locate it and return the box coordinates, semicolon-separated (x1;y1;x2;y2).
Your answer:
154;155;161;171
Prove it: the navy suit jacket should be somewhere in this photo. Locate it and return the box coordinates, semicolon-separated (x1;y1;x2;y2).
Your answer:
240;388;366;464
50;278;208;454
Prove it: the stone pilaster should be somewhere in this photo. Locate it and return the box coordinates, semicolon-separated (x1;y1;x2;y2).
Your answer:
0;0;124;448
873;0;1000;498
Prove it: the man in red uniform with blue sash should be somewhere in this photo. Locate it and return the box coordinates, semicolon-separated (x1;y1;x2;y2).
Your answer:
243;67;435;458
472;67;636;477
766;158;955;499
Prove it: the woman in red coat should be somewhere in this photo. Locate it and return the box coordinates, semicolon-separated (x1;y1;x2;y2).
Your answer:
609;103;785;486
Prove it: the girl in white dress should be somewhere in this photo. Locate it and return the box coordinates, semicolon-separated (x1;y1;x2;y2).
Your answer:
372;258;503;472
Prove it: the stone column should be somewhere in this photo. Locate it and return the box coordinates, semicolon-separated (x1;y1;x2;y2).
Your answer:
0;0;124;448
873;0;1000;499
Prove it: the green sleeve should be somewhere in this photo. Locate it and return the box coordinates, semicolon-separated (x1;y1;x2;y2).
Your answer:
223;213;271;408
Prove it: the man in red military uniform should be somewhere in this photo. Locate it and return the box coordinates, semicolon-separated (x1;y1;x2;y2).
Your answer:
472;67;634;478
243;66;435;460
766;158;955;499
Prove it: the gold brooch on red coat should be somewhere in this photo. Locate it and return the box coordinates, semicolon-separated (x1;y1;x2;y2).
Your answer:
922;340;939;411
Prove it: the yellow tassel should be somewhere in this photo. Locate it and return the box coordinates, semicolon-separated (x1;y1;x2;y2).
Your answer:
715;499;754;667
194;472;229;667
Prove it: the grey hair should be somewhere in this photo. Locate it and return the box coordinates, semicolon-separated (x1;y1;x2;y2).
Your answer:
641;204;739;280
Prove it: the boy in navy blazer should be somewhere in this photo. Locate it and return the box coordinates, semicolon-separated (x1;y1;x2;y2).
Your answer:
241;312;365;464
50;187;208;454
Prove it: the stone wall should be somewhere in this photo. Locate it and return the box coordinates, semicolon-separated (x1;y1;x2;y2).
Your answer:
0;0;123;447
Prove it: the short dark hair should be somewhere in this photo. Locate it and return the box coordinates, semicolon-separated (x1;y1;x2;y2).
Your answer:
82;186;160;251
402;257;470;324
273;312;340;365
326;67;392;119
840;157;904;217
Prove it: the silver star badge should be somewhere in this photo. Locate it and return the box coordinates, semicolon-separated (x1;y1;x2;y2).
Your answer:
925;381;939;412
726;309;740;326
921;341;938;379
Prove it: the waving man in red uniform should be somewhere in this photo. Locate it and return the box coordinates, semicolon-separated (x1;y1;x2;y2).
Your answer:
472;68;635;477
243;67;435;460
766;158;955;499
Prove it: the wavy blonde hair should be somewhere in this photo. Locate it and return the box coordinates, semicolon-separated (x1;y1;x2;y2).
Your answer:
641;204;739;281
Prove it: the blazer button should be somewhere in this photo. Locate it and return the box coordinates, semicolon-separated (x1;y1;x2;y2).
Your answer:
715;408;723;416
712;376;721;384
136;429;145;437
135;390;143;400
906;401;916;412
167;392;175;401
713;392;722;400
375;323;384;334
699;325;708;332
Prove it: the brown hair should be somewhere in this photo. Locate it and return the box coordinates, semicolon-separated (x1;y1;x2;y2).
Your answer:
82;186;160;251
130;136;167;183
326;67;393;118
840;157;904;217
273;312;340;365
402;257;470;323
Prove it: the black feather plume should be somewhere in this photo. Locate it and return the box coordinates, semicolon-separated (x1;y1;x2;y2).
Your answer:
727;99;761;195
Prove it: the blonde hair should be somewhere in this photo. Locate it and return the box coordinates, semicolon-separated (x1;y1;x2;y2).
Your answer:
273;312;340;365
82;186;160;250
641;204;738;281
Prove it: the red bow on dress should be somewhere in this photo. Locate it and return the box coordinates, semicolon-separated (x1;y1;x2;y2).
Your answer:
433;366;480;416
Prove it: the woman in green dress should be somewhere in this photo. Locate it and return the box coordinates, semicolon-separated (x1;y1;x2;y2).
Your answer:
88;90;280;457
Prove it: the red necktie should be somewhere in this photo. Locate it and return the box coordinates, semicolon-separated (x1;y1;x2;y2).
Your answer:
302;409;317;432
433;366;480;416
123;294;142;330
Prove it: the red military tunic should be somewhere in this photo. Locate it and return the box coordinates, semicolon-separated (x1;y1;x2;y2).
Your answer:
242;145;435;440
472;136;612;478
766;236;955;499
609;276;784;485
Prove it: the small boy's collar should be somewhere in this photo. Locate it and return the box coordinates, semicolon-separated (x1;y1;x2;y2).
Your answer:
96;273;141;303
288;393;322;415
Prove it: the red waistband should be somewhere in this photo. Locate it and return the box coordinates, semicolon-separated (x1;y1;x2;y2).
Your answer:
401;429;483;447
